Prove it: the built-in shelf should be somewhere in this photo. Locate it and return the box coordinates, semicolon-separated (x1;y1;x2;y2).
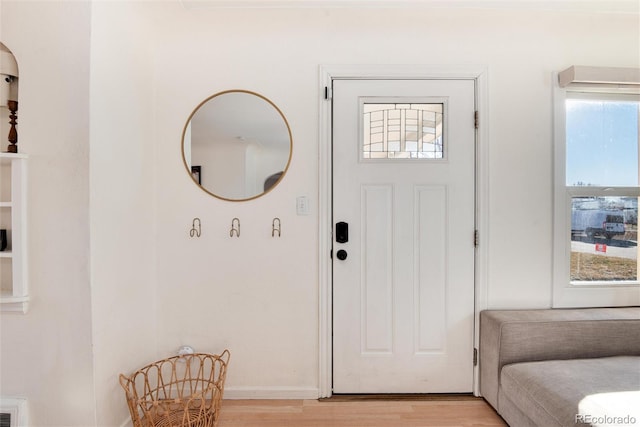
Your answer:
0;292;29;313
0;153;26;163
0;152;28;314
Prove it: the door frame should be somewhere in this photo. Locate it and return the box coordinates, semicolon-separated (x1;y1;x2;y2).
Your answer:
318;65;489;398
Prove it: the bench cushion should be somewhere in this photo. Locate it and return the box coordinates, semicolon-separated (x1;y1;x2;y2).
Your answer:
500;356;640;427
480;308;640;409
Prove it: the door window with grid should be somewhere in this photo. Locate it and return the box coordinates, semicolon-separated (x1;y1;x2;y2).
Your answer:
362;102;445;160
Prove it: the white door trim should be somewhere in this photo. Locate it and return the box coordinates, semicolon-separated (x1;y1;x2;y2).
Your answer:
318;64;490;397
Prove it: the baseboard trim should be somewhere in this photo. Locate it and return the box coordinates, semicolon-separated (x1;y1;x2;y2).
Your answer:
323;393;479;402
223;386;319;400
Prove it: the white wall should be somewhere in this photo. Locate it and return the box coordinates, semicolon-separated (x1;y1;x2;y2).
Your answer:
0;1;638;425
0;1;95;425
0;1;158;425
149;2;639;398
89;1;158;425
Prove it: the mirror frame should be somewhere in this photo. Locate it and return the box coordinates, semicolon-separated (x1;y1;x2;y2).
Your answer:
181;89;293;202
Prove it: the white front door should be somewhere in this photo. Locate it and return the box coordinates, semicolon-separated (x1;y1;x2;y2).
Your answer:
332;79;476;393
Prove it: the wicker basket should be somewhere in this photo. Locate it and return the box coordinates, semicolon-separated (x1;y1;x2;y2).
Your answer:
119;351;230;427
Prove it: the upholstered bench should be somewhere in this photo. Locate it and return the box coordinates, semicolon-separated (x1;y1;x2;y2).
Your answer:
479;308;640;426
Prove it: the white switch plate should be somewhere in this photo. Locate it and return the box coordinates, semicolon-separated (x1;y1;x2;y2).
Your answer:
296;196;310;215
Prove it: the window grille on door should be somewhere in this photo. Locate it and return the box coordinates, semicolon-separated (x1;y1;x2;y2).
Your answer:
363;103;444;159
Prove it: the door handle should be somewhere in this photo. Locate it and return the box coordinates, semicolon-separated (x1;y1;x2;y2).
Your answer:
336;221;349;243
336;249;348;260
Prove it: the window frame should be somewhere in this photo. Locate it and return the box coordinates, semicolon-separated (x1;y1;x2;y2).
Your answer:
552;71;640;307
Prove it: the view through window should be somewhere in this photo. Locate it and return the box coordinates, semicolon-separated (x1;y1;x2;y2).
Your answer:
567;95;639;283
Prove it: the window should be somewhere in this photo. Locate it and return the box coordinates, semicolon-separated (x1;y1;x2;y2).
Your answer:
567;95;639;283
362;103;444;159
553;66;640;307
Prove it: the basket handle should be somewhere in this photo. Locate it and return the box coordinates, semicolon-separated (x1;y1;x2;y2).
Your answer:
219;349;231;365
118;373;133;394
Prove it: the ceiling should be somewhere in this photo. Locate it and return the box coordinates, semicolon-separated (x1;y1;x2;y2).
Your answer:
179;0;639;14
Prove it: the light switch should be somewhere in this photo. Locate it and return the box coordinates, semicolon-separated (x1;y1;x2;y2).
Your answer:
296;196;310;215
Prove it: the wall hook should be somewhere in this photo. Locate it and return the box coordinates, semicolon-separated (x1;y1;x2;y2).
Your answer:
272;217;281;237
190;218;201;238
230;217;240;237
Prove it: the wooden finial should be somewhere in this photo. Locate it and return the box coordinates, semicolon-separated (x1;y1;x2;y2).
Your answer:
7;100;18;153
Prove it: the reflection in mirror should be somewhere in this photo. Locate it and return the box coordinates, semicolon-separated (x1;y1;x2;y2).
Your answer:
264;171;283;192
182;90;292;201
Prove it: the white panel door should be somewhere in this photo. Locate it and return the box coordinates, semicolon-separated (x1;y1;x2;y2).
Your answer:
332;79;476;393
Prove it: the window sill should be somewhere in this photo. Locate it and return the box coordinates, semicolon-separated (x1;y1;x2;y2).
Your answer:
570;281;639;287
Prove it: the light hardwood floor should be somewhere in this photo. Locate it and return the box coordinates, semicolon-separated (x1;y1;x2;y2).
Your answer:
218;398;507;427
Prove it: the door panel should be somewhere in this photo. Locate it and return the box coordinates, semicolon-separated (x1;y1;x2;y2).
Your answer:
332;79;476;393
414;185;447;353
361;184;393;354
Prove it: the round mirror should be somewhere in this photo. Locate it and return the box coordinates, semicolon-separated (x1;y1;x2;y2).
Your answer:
182;90;292;201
